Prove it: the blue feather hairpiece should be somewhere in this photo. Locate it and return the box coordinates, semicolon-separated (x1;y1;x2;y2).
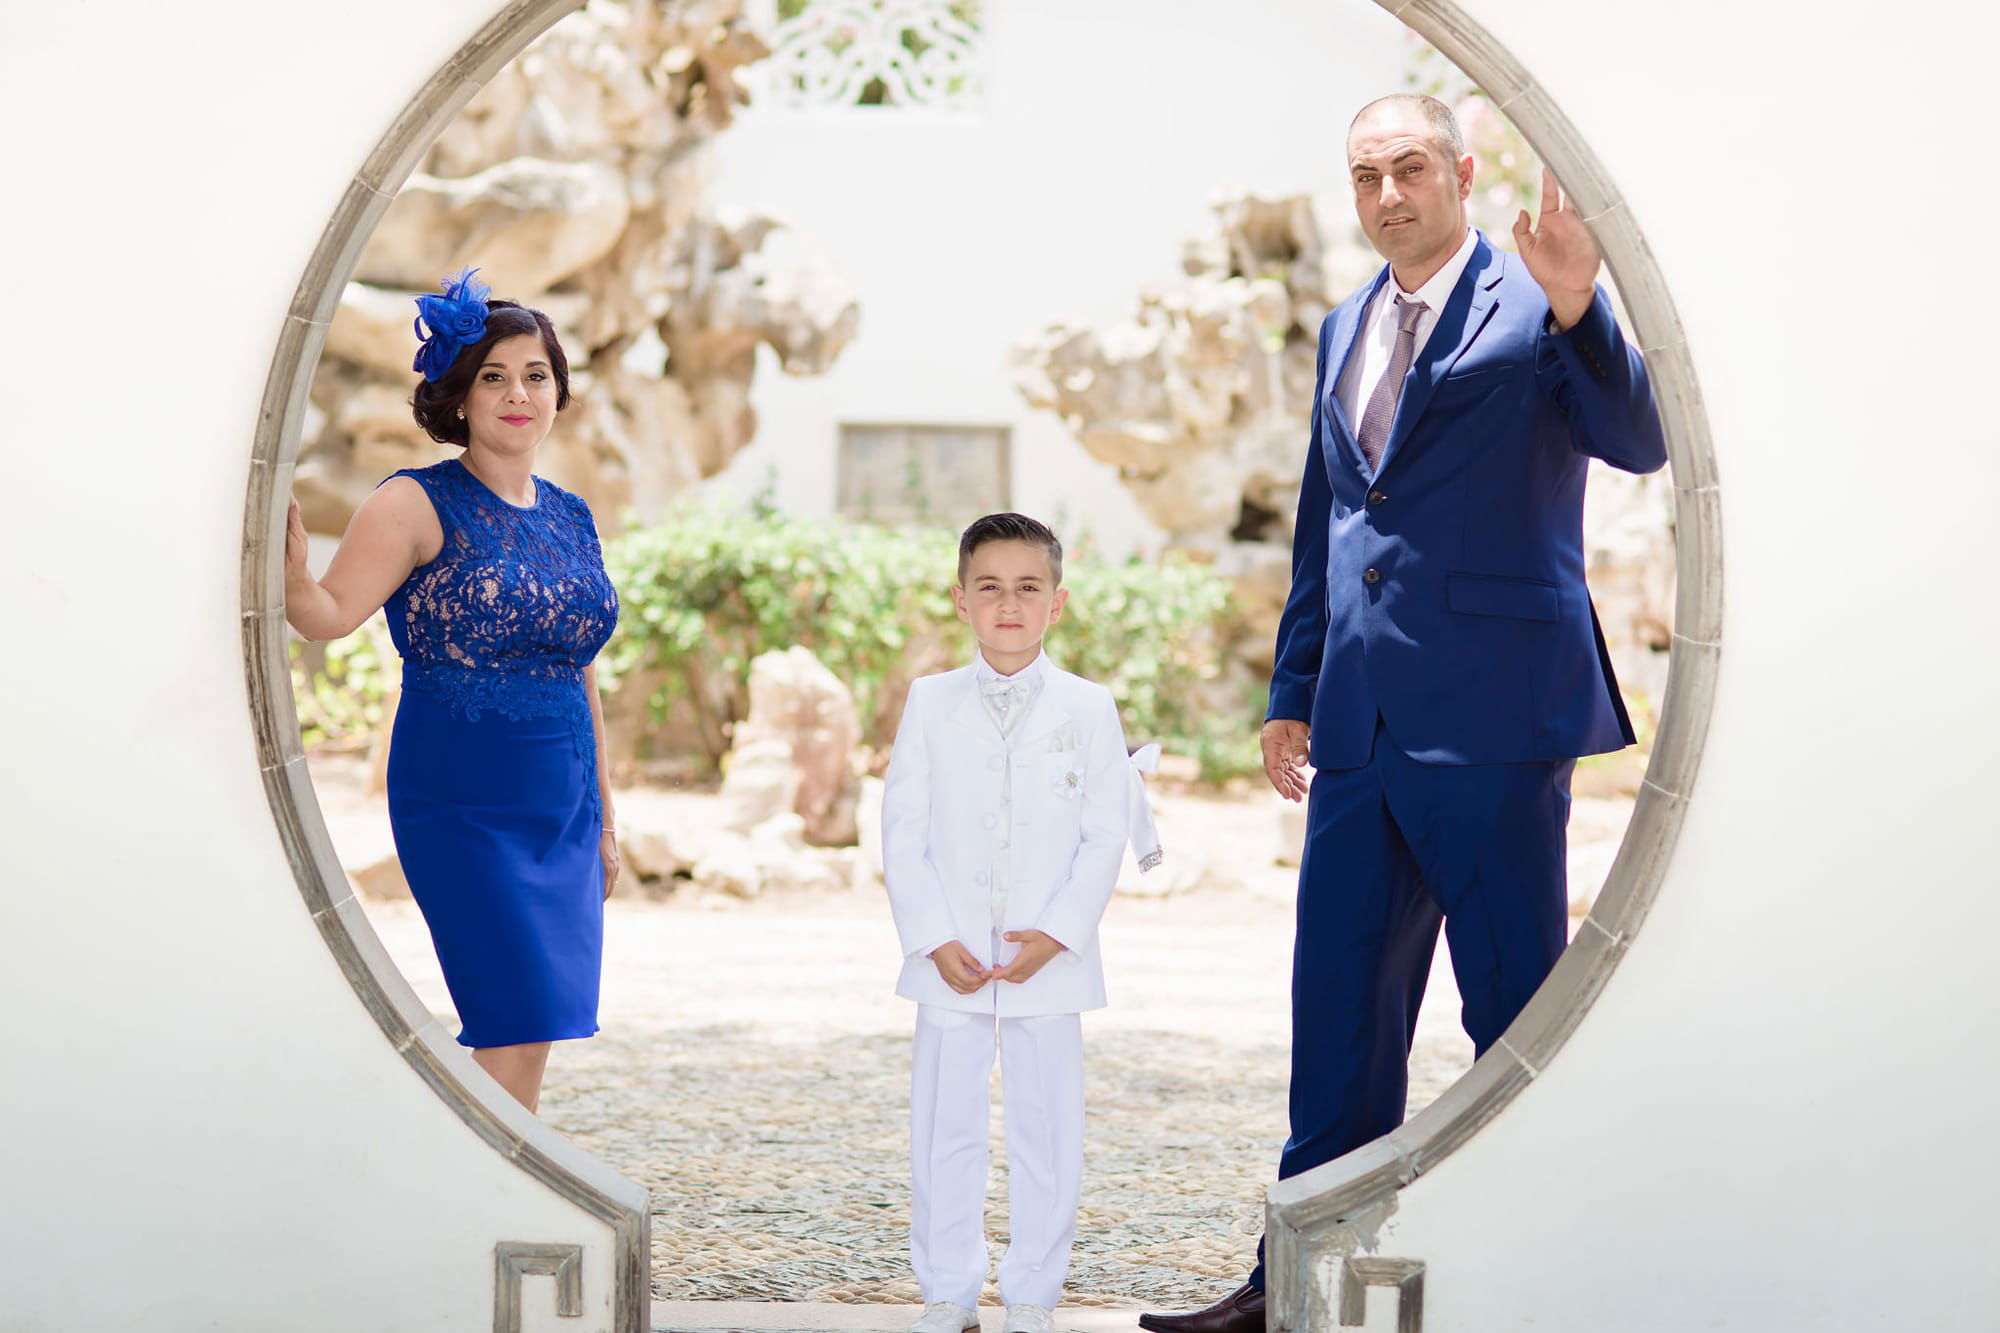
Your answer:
411;266;492;381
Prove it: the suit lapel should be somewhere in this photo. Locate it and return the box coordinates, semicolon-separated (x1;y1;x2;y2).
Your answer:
1321;269;1390;483
1014;679;1074;751
1375;236;1504;476
944;668;1001;744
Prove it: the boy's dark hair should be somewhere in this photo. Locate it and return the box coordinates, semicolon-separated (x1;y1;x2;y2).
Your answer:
957;512;1064;586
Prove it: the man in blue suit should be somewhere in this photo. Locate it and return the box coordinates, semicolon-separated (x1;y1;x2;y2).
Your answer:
1141;94;1667;1333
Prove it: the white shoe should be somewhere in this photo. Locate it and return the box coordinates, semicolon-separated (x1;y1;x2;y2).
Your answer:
1003;1304;1055;1333
910;1302;980;1333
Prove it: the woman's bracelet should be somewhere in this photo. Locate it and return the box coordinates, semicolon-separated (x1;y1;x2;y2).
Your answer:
601;827;617;837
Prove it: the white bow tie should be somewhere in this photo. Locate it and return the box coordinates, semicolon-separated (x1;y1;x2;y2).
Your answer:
982;678;1026;707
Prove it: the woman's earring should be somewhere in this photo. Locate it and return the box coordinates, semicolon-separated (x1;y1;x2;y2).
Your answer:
456;408;465;420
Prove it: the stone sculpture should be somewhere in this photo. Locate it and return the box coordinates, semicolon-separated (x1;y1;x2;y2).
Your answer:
717;646;863;847
296;0;859;539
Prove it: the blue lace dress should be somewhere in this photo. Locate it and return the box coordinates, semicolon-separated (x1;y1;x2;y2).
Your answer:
381;458;619;1048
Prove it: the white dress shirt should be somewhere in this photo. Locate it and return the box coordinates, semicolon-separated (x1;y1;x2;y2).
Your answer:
972;649;1049;932
1335;226;1480;430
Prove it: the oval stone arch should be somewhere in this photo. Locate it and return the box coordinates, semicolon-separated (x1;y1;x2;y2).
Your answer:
238;2;1720;1330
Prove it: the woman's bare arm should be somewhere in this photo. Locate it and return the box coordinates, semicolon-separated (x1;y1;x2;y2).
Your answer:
584;661;620;897
283;478;441;641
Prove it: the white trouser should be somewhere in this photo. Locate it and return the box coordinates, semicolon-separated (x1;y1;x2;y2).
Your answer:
909;1003;1085;1309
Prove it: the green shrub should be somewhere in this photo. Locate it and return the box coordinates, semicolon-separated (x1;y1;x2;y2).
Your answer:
601;512;959;767
285;508;1264;781
289;618;396;751
601;509;1260;779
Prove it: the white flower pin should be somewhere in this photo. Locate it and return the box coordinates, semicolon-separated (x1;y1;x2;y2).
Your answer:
1051;766;1084;800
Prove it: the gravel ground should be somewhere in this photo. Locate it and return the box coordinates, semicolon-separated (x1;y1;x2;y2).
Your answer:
328;761;1625;1308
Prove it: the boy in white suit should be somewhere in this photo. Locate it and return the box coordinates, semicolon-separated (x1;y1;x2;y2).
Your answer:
883;513;1133;1333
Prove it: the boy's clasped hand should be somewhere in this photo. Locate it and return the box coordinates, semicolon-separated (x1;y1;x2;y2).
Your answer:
929;930;1063;993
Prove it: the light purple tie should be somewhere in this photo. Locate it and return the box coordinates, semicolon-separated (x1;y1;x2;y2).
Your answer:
1357;295;1427;473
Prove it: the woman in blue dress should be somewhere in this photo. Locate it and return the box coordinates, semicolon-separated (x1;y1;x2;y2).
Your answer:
282;268;620;1111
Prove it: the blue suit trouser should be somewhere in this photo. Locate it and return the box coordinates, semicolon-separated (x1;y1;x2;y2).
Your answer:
1249;716;1573;1290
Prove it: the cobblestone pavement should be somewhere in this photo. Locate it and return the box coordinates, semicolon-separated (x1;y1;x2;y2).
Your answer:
345;776;1627;1310
370;890;1330;1307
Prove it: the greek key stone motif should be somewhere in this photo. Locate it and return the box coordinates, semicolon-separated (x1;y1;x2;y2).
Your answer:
1339;1256;1425;1333
494;1241;584;1332
757;0;983;108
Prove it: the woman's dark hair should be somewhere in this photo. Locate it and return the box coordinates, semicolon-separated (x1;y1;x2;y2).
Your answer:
410;299;572;447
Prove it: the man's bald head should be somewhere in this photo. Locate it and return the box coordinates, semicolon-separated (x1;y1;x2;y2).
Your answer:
1348;93;1465;162
1345;93;1475;283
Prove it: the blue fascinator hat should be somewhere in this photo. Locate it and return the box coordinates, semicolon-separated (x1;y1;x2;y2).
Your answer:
411;266;492;381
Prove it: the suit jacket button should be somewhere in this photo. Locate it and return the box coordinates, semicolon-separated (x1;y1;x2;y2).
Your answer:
1363;567;1382;585
1366;489;1387;507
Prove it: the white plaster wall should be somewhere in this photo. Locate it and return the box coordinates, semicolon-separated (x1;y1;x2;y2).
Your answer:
708;0;1413;555
1327;2;2000;1329
4;1;1997;1330
0;3;638;1331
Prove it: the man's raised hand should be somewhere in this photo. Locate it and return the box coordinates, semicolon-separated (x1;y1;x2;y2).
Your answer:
1261;719;1312;803
1511;167;1600;332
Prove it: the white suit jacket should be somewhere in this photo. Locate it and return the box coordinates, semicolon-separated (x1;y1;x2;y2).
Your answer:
882;660;1132;1016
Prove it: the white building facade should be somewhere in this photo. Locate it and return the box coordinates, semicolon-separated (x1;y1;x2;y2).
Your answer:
708;0;1415;554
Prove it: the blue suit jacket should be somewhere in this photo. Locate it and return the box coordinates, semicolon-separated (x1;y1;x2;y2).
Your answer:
1268;232;1668;769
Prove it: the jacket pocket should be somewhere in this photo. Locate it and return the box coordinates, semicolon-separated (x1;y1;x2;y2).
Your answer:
1447;572;1560;622
1042;752;1089;808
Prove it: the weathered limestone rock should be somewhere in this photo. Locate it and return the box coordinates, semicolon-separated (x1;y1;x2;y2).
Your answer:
622;827;691;894
689;814;851;900
1015;193;1367;494
1012;191;1375;686
1584;466;1676;709
716;647;862;846
748;814;849;894
323;281;432;380
855;775;886;885
759;851;850;897
359;159;633;296
748;811;807;857
1211;541;1294;674
692;835;761;899
717;736;799;834
298;0;858;542
351;852;412;901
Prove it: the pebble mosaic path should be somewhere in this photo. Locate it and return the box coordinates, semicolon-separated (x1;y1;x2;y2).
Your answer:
339;774;1627;1314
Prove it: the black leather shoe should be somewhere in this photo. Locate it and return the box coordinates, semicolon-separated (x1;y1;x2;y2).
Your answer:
1137;1280;1266;1332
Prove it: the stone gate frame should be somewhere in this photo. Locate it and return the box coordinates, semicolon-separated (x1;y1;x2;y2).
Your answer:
237;3;1721;1330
